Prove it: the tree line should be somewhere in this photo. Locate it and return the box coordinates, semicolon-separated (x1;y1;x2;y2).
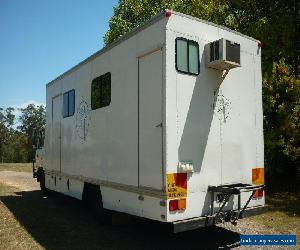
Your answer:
104;0;300;190
0;104;45;163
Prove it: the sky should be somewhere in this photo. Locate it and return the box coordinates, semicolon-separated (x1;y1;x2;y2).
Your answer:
0;0;118;110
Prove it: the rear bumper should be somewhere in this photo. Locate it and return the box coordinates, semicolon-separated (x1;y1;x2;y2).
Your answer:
173;205;268;233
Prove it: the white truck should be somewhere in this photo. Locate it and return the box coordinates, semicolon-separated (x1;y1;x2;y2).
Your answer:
34;10;266;232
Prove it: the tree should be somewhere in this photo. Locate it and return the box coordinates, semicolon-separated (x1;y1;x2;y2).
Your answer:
18;104;46;161
263;61;300;190
0;107;15;163
222;0;299;75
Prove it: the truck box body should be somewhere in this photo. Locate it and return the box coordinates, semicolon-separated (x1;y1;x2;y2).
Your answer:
44;10;264;228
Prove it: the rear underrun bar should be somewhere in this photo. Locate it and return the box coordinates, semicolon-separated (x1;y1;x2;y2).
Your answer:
208;183;265;217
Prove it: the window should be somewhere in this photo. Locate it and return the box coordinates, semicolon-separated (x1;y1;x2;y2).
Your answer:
91;72;111;110
63;89;75;118
175;38;200;75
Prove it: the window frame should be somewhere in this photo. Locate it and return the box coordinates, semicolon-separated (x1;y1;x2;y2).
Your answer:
63;89;75;118
175;37;200;76
91;72;111;110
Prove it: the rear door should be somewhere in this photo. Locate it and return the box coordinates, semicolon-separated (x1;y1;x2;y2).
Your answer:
138;49;163;189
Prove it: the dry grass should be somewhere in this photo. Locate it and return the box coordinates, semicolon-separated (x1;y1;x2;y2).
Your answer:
0;163;32;173
251;192;300;243
0;180;299;249
0;182;240;250
0;183;42;250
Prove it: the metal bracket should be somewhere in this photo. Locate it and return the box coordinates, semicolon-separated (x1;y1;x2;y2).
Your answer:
208;183;265;224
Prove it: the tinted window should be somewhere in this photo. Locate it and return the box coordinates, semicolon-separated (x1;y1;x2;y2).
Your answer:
189;42;199;74
63;89;75;118
176;39;188;72
176;38;199;75
69;89;75;116
91;79;101;110
91;72;111;110
63;92;69;118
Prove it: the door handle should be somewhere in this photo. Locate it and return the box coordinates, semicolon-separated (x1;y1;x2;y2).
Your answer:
155;122;163;128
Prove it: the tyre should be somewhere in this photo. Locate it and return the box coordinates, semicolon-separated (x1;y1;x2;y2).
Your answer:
82;183;111;223
39;170;50;195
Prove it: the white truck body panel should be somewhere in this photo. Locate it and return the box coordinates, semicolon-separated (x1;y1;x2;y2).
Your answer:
44;11;264;224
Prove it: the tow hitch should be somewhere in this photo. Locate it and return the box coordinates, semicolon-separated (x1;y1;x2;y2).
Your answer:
208;183;265;224
173;183;267;233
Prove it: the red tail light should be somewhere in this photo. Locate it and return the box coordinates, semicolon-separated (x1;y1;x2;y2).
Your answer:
253;189;264;199
169;200;178;211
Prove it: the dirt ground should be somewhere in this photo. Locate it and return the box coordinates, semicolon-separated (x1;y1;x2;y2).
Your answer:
0;171;298;250
0;171;39;191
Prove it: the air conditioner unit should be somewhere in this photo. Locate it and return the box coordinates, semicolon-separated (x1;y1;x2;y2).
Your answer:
206;38;241;70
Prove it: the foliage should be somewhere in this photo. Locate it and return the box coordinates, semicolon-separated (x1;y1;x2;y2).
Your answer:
222;0;299;75
0;108;15;162
0;104;45;163
263;61;300;190
18;104;46;161
104;0;300;190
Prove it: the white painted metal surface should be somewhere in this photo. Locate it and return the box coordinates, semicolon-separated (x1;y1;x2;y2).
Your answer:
51;95;62;172
44;10;264;224
138;49;163;189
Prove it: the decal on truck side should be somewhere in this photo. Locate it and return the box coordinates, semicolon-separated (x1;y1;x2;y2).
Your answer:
166;173;187;199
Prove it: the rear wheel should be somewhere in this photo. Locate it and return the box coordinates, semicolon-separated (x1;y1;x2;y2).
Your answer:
82;183;110;223
39;170;50;195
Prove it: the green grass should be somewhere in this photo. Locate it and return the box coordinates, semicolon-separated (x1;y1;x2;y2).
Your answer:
0;163;32;173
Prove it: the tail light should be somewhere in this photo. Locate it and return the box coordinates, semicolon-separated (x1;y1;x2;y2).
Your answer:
169;200;178;211
253;188;264;199
178;198;186;210
169;199;186;211
252;168;264;185
252;168;264;199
